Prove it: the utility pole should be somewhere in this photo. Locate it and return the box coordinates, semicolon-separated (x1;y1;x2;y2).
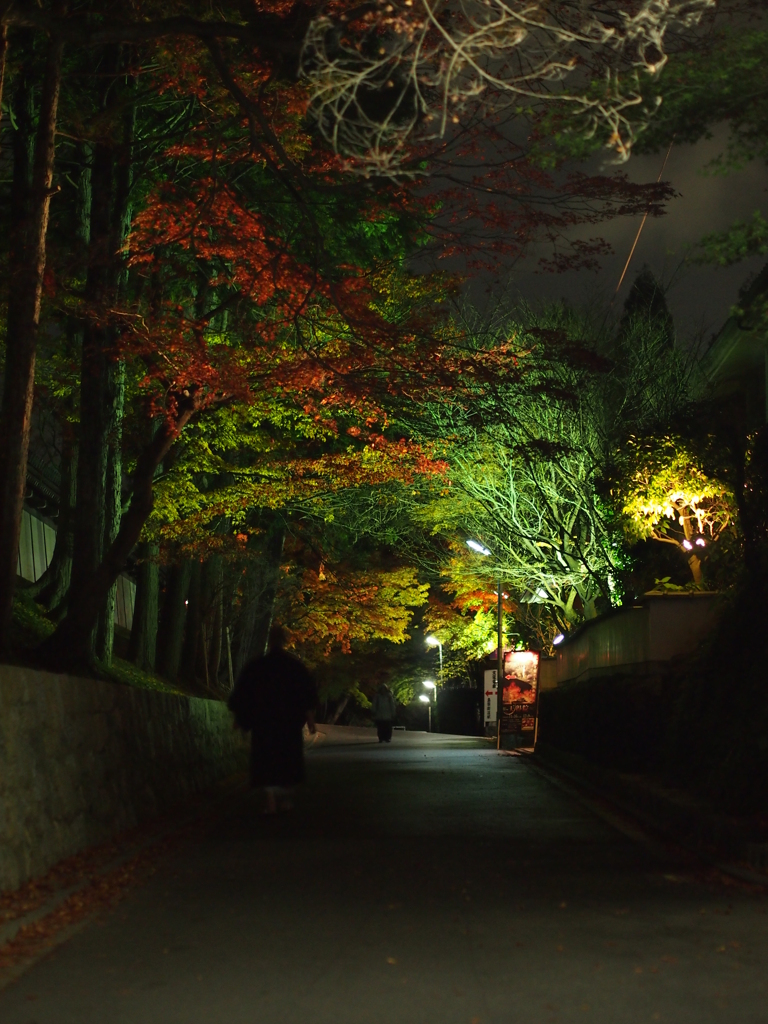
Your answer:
497;574;504;750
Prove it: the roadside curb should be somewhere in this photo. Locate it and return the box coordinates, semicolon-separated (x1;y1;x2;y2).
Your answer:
520;748;768;889
304;725;379;750
0;777;246;990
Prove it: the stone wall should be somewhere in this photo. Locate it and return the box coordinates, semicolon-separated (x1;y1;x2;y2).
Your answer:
0;665;248;892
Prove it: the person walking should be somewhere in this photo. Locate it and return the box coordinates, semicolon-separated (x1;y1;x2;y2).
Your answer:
371;683;397;743
228;625;318;814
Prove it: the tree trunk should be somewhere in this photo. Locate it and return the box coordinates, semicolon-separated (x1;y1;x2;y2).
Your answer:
37;400;198;669
0;26;8;130
69;57;134;664
28;140;92;616
202;556;224;689
27;434;78;611
687;554;703;586
32;147;90;619
69;80;116;659
128;542;160;672
330;694;350;725
0;32;63;652
234;523;285;675
99;85;135;661
157;560;192;682
180;560;203;687
681;515;704;586
95;359;126;664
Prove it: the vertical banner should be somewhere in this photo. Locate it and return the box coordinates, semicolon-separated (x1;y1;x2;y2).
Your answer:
500;650;539;735
483;669;497;725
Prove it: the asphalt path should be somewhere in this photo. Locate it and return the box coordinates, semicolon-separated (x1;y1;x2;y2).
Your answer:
1;733;766;1023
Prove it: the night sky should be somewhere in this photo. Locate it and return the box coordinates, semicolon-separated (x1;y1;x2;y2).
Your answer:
503;125;768;345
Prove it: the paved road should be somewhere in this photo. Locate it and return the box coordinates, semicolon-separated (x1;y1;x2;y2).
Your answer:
1;734;766;1023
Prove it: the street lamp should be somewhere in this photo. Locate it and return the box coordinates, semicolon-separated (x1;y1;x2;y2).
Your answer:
466;539;492;556
466;538;504;747
418;692;432;731
425;637;442;733
422;680;436;732
425;634;443;680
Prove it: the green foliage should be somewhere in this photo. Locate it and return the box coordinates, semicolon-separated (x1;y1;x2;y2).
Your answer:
635;28;768;172
101;658;186;696
282;559;429;656
10;595;183;694
406;300;694;646
537;24;768;178
11;596;56;648
620;436;735;549
693;212;768;268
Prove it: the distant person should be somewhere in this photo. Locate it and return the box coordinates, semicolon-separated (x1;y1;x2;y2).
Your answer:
228;625;318;814
371;683;397;743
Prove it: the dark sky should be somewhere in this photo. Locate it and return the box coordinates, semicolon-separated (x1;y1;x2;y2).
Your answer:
497;126;768;345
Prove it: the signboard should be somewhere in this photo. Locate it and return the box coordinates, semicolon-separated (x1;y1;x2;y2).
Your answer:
483;669;497;725
500;650;539;735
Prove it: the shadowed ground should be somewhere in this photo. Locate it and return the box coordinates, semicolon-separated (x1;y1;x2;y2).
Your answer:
1;733;766;1023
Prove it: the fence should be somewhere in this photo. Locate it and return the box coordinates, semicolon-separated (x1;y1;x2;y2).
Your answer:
17;508;136;630
550;593;720;687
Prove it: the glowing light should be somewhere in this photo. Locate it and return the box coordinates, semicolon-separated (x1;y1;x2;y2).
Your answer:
695;537;706;547
535;588;548;599
422;680;436;690
418;694;430;703
682;539;693;551
553;634;565;645
425;635;441;647
466;539;491;556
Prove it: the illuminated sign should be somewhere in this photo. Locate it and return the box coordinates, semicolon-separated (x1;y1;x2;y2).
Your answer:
483;669;497;724
500;650;539;735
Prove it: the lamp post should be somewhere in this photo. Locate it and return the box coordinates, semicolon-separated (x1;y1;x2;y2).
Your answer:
425;635;443;680
425;636;442;732
419;692;432;731
422;680;436;732
466;539;504;749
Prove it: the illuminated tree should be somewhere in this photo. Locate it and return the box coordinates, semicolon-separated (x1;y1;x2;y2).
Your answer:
430;420;623;629
406;297;701;641
421;579;515;678
620;437;735;585
279;555;428;656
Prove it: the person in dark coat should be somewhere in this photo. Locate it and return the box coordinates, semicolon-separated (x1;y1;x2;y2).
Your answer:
371;683;397;743
228;625;318;814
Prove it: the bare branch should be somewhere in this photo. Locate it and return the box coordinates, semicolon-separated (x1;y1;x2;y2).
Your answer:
301;0;715;174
